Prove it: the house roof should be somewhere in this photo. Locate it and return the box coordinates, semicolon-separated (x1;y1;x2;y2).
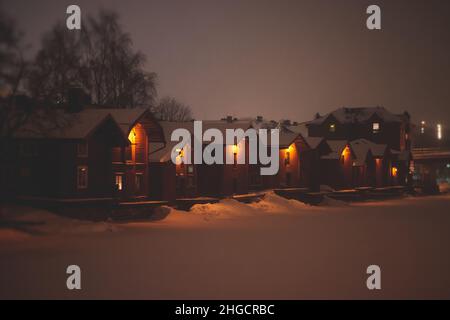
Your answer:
350;139;372;166
326;140;348;154
13;109;123;140
285;123;309;137
149;120;253;162
304;137;323;149
149;121;195;162
308;106;403;126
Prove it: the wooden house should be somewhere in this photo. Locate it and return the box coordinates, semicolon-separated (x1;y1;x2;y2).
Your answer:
4;106;164;202
6;109;129;200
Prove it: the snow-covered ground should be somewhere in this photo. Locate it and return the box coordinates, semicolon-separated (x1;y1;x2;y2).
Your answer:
1;192;450;299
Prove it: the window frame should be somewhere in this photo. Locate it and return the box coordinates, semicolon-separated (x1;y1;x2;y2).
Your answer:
115;174;123;191
77;166;88;189
77;141;89;158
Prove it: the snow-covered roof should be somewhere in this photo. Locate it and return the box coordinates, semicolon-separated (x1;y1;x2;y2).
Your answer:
13;109;122;140
250;119;278;130
107;108;151;136
285;123;309;137
350;139;372;166
308;106;403;126
326;140;348;154
149;120;253;162
149;121;195;162
13;107;155;140
304;137;323;149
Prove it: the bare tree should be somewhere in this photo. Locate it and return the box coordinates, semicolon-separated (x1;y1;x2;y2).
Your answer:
27;10;157;108
27;23;84;105
0;7;31;138
153;96;193;121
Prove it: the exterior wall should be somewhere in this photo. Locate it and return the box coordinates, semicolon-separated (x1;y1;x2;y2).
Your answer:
148;162;176;202
9;118;125;199
197;143;249;197
278;144;300;188
112;123;148;200
307;114;408;152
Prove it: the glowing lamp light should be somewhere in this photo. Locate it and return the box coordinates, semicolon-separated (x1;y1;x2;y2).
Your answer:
341;146;349;157
232;144;238;154
176;148;184;158
437;124;442;140
391;167;398;177
128;128;137;143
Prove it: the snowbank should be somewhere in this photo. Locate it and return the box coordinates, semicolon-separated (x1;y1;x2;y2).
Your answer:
0;205;116;239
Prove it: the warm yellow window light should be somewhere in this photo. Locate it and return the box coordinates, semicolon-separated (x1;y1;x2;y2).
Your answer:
391;167;398;177
288;144;294;153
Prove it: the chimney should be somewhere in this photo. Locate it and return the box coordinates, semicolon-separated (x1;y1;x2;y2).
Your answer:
66;86;89;113
256;115;263;122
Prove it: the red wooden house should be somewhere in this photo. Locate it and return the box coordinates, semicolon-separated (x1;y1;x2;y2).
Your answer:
7;109;129;200
148;121;197;202
4;106;164;202
196;119;251;197
108;108;165;200
318;138;393;189
304;106;412;186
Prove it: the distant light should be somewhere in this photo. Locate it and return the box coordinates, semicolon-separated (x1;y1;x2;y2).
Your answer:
447;163;450;169
329;124;336;133
232;144;238;154
372;122;380;133
437;124;442;140
420;121;426;134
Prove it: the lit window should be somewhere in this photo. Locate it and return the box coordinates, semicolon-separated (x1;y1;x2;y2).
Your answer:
391;167;398;177
77;166;88;189
285;151;290;165
115;175;123;191
77;142;88;157
329;124;336;133
373;122;380;133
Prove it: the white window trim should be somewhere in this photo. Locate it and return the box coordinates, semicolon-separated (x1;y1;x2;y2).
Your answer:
77;166;88;189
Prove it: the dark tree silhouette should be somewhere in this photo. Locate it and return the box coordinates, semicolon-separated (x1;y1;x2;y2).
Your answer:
0;7;30;138
28;10;157;108
153;96;193;121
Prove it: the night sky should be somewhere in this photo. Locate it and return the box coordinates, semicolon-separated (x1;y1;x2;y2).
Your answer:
3;0;450;125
